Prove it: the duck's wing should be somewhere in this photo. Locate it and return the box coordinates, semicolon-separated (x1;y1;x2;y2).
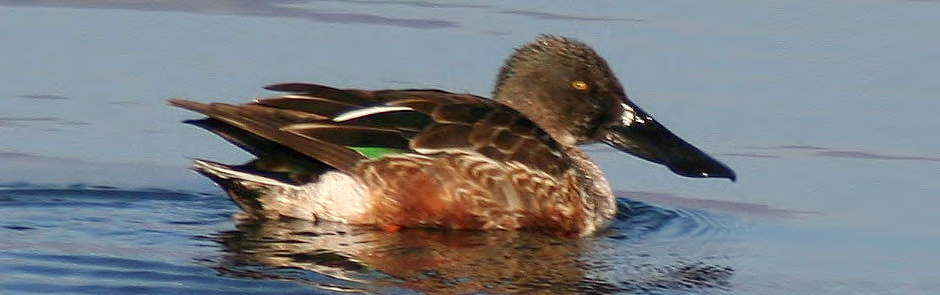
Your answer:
170;83;570;178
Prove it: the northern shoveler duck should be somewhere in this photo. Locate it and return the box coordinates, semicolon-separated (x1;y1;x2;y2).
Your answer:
170;35;735;236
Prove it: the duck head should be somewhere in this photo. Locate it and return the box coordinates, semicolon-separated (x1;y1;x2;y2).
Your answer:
494;35;735;181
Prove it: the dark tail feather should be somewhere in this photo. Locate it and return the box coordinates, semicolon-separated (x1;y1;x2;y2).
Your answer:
185;118;332;185
169;98;365;173
191;159;288;219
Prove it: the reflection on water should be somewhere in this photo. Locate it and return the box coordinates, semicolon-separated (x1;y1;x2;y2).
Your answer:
0;185;308;294
16;94;71;100
0;0;638;30
208;198;734;294
620;190;808;218
0;117;90;130
0;185;738;294
497;9;642;22
0;0;458;29
715;145;940;163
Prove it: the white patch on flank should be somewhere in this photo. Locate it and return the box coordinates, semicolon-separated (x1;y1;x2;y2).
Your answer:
194;160;370;224
293;171;370;223
332;106;414;122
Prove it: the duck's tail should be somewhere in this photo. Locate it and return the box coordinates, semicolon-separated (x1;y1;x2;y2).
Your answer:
192;159;293;220
193;158;370;224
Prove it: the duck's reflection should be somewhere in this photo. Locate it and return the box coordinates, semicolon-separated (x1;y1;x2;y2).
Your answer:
210;218;732;294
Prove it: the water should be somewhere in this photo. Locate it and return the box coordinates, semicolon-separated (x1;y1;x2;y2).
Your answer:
0;183;736;294
2;1;939;294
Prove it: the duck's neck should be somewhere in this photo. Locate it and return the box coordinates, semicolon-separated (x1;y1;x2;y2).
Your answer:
563;146;618;233
495;89;581;147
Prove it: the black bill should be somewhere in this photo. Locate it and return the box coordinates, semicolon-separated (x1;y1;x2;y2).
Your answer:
601;105;736;181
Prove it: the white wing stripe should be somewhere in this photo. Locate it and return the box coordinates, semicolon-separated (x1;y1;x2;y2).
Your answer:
332;106;414;122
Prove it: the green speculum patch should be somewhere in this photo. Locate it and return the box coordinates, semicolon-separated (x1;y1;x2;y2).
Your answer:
348;146;407;159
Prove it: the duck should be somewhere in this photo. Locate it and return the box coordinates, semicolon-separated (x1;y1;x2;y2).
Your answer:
169;35;735;236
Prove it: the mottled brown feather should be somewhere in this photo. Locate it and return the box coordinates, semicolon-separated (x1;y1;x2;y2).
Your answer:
284;124;411;150
172;84;573;182
260;86;571;176
356;152;587;234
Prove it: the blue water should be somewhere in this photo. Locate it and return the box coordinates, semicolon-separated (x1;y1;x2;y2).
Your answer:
0;184;738;294
3;1;939;294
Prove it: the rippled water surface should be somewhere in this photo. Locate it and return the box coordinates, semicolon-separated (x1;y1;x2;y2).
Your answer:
1;185;739;294
3;1;939;294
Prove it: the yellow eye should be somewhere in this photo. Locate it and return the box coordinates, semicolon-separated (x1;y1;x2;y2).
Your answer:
571;80;590;91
